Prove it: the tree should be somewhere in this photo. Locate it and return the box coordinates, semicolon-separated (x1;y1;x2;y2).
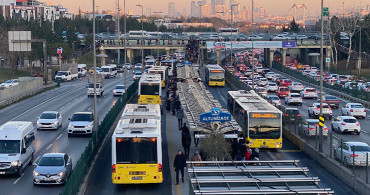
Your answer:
289;19;299;32
326;16;341;67
200;123;231;161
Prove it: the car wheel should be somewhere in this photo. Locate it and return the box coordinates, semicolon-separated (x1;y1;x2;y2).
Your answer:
308;111;311;117
68;133;72;137
344;157;348;167
16;166;23;177
331;124;335;132
299;103;302;106
29;153;34;165
285;101;287;105
329;116;332;120
356;131;360;135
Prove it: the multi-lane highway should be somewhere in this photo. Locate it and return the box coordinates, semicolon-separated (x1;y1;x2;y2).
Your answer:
0;71;133;195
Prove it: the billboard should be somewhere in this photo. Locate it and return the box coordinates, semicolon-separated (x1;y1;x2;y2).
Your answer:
8;31;31;52
206;41;296;49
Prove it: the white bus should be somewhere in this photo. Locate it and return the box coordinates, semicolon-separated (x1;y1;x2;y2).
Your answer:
160;59;177;76
101;64;117;78
218;28;240;36
112;104;162;184
128;30;150;38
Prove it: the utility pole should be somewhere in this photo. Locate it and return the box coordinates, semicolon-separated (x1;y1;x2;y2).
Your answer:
93;0;98;132
136;5;144;67
124;0;127;97
230;4;238;67
154;11;162;65
319;0;324;152
358;23;362;75
117;0;120;65
251;0;255;89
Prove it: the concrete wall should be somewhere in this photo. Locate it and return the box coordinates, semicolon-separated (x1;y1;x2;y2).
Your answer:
283;128;370;195
0;77;43;101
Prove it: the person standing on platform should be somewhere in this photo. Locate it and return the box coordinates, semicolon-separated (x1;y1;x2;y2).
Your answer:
174;150;187;185
181;125;192;160
176;107;184;129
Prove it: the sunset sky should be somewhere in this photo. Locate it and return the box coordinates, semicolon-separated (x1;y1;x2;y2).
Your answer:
45;0;370;16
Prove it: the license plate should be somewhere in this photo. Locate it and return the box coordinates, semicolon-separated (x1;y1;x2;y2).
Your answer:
0;171;5;174
132;176;143;180
130;171;146;175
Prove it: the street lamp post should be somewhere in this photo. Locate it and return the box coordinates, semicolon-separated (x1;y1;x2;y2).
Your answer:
123;0;127;96
358;21;363;75
230;4;238;67
198;4;203;67
92;0;98;132
153;11;162;65
136;4;144;67
251;0;255;89
319;0;324;152
117;0;120;65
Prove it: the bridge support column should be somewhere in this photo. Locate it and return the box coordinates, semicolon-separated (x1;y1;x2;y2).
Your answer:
282;48;287;66
269;49;274;68
127;49;135;64
100;49;106;65
264;48;269;65
165;48;170;59
216;48;221;65
326;47;331;69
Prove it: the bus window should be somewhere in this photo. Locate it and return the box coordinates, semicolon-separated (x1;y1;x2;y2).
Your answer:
209;71;225;81
248;115;281;139
140;84;160;95
116;138;157;164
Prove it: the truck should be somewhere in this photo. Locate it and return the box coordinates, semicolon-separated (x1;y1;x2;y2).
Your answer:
55;63;78;82
78;64;87;77
87;73;105;97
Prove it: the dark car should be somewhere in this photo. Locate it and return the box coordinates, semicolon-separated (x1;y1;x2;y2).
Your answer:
281;106;302;123
321;95;340;109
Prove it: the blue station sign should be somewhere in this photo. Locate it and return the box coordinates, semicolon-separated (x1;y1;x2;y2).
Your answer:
200;108;232;123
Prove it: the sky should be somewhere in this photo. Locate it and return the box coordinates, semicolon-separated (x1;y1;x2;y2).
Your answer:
46;0;370;16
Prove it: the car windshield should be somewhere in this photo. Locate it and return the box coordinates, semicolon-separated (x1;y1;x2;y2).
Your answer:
286;109;299;114
102;68;110;72
269;83;276;86
279;88;289;91
0;140;20;154
40;113;57;119
4;80;12;83
88;83;100;88
316;105;329;108
38;157;64;166
269;96;279;100
351;104;363;108
343;119;357;123
351;146;370;152
71;114;92;121
291;94;300;97
115;86;125;89
56;72;67;76
308;121;319;126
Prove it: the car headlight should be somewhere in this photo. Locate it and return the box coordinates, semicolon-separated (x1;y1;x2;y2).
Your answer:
33;171;39;176
86;124;92;128
53;121;58;125
37;121;40;124
11;160;19;167
113;90;116;93
57;172;64;176
68;124;73;128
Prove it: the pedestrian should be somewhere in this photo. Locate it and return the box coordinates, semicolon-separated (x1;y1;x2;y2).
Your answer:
166;89;170;98
250;148;260;161
166;99;171;112
245;146;252;161
181;124;192;160
176;107;184;129
191;151;202;164
174;150;187;185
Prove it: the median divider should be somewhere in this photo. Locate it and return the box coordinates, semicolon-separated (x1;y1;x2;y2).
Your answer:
60;80;138;195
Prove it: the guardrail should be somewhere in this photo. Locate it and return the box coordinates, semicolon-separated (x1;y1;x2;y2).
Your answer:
272;61;370;108
0;83;56;108
59;80;138;195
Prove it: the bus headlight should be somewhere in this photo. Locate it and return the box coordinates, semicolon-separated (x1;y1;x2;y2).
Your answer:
275;142;282;147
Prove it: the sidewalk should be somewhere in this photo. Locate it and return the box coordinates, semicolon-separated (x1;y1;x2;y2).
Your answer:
166;109;196;195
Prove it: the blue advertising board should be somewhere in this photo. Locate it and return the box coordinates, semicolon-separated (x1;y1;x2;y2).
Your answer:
200;108;232;123
282;41;296;48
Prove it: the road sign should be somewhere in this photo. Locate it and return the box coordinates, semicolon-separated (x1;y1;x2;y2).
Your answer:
326;58;330;63
57;47;63;55
323;7;329;17
200;108;232;123
8;31;31;51
319;116;325;127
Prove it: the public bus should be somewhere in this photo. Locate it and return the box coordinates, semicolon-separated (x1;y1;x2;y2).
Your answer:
218;28;240;36
205;64;225;87
112;104;163;184
227;90;283;149
160;59;177;77
148;66;168;88
128;30;150;38
138;74;162;104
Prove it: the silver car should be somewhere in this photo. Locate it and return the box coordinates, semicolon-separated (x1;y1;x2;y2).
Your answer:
334;142;370;166
113;85;125;96
36;111;63;130
33;153;72;185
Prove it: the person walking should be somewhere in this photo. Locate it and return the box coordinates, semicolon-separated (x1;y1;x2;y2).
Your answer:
181;124;192;160
166;99;171;113
176;107;184;129
174;150;187;185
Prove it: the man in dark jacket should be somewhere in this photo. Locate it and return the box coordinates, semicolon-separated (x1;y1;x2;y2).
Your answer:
174;150;187;185
176;107;184;129
181;125;192;160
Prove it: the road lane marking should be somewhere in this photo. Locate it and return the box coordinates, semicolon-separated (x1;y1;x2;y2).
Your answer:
59;106;65;110
35;156;41;163
99;99;102;102
56;133;63;140
13;173;25;184
46;144;53;150
279;149;302;152
266;151;277;160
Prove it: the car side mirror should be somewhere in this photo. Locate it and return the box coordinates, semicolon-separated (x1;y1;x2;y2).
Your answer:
37;117;40;119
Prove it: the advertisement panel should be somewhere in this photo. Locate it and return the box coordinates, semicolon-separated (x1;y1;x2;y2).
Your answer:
206;41;296;49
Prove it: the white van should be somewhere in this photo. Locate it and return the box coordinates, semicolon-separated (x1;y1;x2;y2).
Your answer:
101;64;117;78
78;64;87;77
0;121;35;177
145;58;156;69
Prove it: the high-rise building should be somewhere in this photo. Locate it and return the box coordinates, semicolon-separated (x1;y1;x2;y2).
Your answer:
211;0;216;15
145;8;151;17
190;1;196;17
168;2;175;18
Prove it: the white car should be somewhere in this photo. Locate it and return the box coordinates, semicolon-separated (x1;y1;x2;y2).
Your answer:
300;88;317;99
285;93;302;105
266;82;278;92
125;63;132;70
308;72;317;77
267;95;281;106
289;82;304;92
255;87;267;97
113;85;125;96
332;116;361;135
265;72;275;80
0;79;19;88
255;67;264;73
310;67;318;72
68;112;94;137
37;111;63;130
296;35;308;40
308;103;332;119
257;78;268;86
302;119;328;137
341;103;366;119
247;82;257;89
334;142;370;166
302;70;311;75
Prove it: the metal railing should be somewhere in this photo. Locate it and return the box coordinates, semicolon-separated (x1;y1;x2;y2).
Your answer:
59;80;138;195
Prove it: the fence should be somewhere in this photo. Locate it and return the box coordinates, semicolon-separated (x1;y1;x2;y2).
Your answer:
59;80;138;195
272;61;370;105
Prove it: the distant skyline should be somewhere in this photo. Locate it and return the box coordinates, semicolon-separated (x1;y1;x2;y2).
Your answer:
46;0;370;16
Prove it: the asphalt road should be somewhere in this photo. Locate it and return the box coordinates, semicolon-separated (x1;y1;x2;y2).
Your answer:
0;71;133;195
204;69;357;194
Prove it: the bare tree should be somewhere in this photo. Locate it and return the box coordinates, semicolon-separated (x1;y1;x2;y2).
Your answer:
339;10;361;70
200;129;231;161
326;16;341;66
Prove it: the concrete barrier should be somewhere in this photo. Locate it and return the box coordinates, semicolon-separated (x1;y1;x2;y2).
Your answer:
0;77;43;101
283;128;370;195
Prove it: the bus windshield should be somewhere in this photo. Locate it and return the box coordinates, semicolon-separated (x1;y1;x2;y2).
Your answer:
248;117;281;139
209;72;225;81
116;138;157;164
140;84;160;95
102;68;110;72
